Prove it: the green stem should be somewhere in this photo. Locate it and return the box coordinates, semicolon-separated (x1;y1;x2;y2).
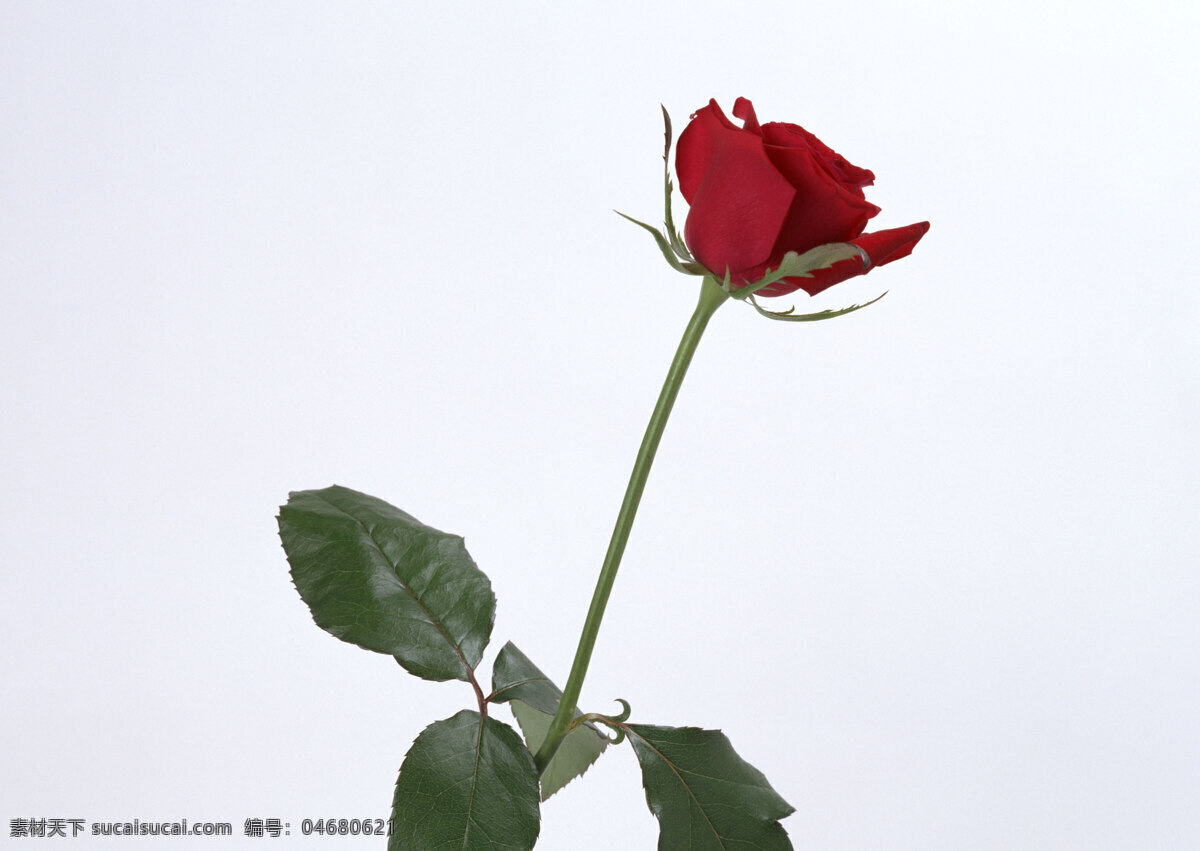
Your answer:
533;276;729;773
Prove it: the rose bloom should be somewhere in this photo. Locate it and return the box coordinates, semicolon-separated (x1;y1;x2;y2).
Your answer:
676;97;929;297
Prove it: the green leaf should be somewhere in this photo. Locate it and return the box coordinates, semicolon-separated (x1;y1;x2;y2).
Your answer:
511;700;609;801
490;641;567;715
509;703;608;803
390;710;540;851
278;485;495;682
490;642;608;800
626;724;795;850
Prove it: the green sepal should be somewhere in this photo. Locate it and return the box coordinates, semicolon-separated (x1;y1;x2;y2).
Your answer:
277;485;495;683
660;105;693;263
616;211;706;276
748;289;888;322
618;105;706;277
712;241;886;322
490;642;608;801
389;710;540;851
727;242;867;300
626;723;795;850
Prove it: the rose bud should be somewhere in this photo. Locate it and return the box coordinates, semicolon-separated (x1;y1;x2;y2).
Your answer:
676;97;929;297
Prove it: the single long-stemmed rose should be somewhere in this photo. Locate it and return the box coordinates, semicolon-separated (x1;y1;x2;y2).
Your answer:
279;97;928;850
535;97;929;772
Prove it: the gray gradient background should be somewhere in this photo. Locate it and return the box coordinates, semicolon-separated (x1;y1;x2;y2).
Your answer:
3;2;1198;848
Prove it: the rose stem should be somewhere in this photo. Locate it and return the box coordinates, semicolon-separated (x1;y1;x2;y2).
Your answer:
533;274;730;773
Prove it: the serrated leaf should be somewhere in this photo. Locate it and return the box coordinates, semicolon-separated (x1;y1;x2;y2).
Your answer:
626;724;795;850
390;710;540;851
490;642;608;800
278;485;495;682
490;642;566;715
509;703;607;803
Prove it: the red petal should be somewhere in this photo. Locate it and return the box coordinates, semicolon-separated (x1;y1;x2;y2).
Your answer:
855;221;931;269
676;100;736;203
763;123;874;190
760;125;881;259
732;97;761;134
676;100;796;277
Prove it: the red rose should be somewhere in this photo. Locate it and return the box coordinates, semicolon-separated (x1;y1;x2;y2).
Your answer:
676;97;929;297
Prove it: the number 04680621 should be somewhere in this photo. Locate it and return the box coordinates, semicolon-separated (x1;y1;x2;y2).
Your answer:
300;818;390;837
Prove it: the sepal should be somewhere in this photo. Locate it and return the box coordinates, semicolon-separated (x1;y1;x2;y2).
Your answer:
617;106;706;276
729;242;868;300
616;211;706;276
748;289;888;323
718;241;887;322
659;105;694;264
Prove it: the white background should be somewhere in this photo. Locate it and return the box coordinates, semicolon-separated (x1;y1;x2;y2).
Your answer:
3;2;1198;848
